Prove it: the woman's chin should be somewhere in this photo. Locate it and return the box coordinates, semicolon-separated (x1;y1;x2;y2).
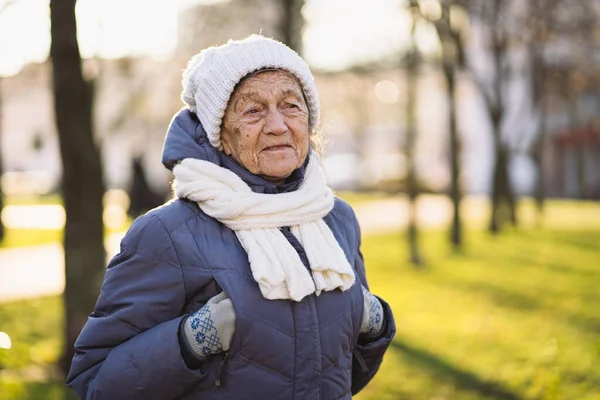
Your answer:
257;157;300;179
262;170;292;181
258;165;297;183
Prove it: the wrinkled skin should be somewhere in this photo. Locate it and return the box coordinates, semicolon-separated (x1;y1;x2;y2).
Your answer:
221;70;310;185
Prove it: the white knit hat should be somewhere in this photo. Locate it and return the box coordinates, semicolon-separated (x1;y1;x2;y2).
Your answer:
181;35;321;150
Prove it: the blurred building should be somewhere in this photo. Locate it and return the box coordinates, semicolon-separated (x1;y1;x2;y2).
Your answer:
1;62;59;195
544;128;600;199
0;52;507;196
1;58;180;196
532;19;600;200
1;59;474;196
2;0;598;199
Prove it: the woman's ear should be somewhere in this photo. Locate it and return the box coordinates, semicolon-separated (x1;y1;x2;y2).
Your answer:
220;132;233;156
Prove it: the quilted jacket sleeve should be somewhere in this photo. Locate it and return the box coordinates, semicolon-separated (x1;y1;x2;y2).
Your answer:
66;213;216;400
349;212;397;395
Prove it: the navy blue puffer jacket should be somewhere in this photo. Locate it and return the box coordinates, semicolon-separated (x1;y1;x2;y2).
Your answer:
66;109;396;400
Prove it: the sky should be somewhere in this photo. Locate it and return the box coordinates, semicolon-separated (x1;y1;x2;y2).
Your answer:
0;0;439;76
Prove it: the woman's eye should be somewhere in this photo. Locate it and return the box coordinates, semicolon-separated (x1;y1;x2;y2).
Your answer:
287;103;299;109
245;108;259;115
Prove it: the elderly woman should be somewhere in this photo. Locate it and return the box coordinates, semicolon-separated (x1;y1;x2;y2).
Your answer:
66;35;395;400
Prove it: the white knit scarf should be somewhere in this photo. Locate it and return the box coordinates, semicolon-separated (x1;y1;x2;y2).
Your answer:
172;155;355;301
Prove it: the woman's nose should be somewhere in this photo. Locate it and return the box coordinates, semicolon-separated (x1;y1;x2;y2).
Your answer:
264;109;288;135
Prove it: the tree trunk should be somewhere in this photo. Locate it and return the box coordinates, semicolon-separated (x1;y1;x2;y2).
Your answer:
350;75;370;191
50;0;106;376
532;100;547;226
529;45;548;226
486;52;516;231
443;64;462;249
567;76;585;199
532;139;545;226
405;50;422;267
472;0;517;234
489;139;502;234
429;2;464;248
577;146;587;199
489;135;515;234
279;0;304;54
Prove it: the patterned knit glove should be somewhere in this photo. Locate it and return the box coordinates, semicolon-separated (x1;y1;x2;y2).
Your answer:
360;286;384;338
182;291;236;358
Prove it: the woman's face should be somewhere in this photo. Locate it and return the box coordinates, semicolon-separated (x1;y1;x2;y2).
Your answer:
221;70;310;185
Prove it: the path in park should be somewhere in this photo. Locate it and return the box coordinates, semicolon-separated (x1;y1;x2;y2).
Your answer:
0;195;480;303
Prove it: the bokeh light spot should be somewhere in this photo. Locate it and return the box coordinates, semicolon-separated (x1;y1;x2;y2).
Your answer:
374;80;400;104
0;332;12;349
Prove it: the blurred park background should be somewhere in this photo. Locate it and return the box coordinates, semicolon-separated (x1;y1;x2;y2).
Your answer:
0;0;599;399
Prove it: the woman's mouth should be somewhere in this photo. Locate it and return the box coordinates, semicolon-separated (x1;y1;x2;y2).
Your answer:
263;145;291;152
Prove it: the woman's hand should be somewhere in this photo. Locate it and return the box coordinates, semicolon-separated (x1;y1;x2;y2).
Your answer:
183;291;236;357
360;286;384;338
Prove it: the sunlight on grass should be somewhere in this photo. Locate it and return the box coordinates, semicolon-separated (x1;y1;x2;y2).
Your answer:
0;297;62;371
335;190;396;205
0;297;74;400
0;195;599;399
1;227;598;399
0;229;62;249
356;228;600;400
4;194;62;207
1;192;132;249
0;225;131;249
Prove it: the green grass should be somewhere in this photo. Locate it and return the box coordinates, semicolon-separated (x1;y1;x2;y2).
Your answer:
2;228;599;399
0;197;599;399
0;297;74;400
355;228;600;400
0;225;129;249
335;190;395;205
0;193;131;249
1;195;62;249
4;194;62;207
0;229;63;249
2;194;598;249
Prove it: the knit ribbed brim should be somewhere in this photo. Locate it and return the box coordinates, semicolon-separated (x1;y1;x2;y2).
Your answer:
181;35;321;150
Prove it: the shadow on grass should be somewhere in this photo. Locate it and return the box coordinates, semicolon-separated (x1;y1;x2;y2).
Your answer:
448;234;599;280
390;339;522;400
540;231;600;253
504;253;600;279
436;274;600;336
449;280;541;311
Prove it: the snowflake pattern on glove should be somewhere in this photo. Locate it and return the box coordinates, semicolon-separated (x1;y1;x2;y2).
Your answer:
188;305;224;357
362;287;384;338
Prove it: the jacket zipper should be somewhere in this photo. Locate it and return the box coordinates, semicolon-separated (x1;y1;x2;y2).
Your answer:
215;352;229;387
